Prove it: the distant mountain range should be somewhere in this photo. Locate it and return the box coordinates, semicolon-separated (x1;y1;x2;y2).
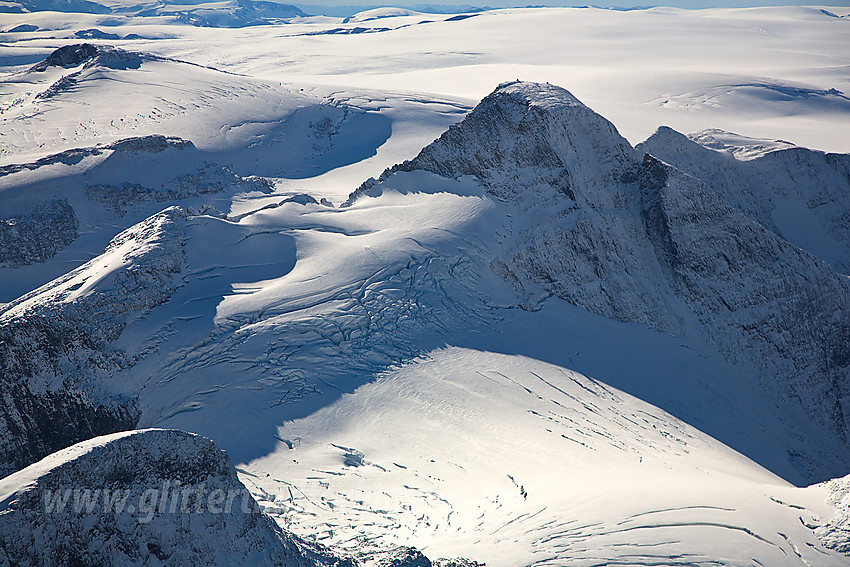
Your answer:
1;0;307;26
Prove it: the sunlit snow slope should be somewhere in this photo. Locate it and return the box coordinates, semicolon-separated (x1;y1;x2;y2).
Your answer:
244;348;846;566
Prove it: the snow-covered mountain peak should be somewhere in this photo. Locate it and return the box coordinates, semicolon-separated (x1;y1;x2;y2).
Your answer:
342;81;850;486
491;79;586;109
409;80;634;181
349;80;636;207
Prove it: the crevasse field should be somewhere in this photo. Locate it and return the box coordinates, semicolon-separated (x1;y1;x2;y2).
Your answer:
2;4;850;566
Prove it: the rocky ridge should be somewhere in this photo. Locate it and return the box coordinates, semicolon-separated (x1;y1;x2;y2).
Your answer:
0;134;270;269
0;208;187;476
638;125;850;274
0;429;350;566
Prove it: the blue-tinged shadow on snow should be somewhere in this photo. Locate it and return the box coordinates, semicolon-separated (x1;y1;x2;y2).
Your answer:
211;104;393;179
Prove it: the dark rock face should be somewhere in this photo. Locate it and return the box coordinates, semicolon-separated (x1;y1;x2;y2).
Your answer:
28;44;149;89
642;164;850;444
86;165;271;215
73;28;120;39
0;199;78;268
0;429;350;566
0;382;138;478
29;43;99;71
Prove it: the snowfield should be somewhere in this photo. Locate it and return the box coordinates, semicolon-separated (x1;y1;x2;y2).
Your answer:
1;4;850;566
244;347;846;566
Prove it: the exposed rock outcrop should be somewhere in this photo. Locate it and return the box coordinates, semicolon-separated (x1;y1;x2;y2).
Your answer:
0;429;350;566
0;135;270;267
0;208;187;476
0;199;78;268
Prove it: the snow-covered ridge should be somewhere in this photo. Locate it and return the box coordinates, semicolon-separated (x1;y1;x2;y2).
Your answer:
0;134;191;179
0;132;268;274
686;128;800;160
0;208;187;476
638;125;850;274
0;428;348;566
342;7;423;23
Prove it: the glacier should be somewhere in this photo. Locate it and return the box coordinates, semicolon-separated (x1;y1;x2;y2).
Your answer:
1;5;850;566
